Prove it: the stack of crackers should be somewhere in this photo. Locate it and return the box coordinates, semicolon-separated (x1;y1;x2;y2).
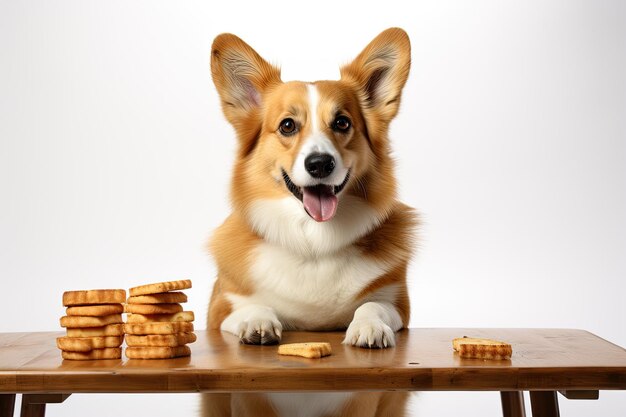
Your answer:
57;289;126;360
124;279;196;359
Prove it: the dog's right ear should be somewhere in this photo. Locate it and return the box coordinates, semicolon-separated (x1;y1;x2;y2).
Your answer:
211;34;281;146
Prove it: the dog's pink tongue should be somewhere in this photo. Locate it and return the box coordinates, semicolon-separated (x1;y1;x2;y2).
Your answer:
303;187;338;222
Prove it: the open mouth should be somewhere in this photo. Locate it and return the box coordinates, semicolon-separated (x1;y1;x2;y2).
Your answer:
281;168;351;222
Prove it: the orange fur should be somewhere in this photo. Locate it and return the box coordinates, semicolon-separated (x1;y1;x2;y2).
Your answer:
207;213;258;328
204;28;416;417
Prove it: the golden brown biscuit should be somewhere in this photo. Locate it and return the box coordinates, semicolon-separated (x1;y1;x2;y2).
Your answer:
125;345;191;359
277;342;332;359
56;336;124;352
66;324;124;337
126;311;194;324
61;347;122;360
60;314;123;328
124;303;183;315
129;280;192;296
63;289;126;306
127;292;188;304
452;337;512;360
66;304;124;317
123;322;194;335
125;333;196;347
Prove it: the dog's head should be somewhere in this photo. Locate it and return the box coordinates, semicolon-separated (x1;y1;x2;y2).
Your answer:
211;28;410;228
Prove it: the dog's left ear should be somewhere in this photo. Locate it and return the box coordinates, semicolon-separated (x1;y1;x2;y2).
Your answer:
340;28;411;134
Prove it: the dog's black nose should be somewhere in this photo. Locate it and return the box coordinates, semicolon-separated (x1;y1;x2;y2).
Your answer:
305;153;335;178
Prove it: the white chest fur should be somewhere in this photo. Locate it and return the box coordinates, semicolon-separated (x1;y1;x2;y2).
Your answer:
228;196;395;330
227;241;392;330
241;242;390;330
247;196;382;257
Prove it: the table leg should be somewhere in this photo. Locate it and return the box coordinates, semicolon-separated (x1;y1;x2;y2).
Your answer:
20;400;45;417
1;394;16;417
501;391;526;417
20;394;71;417
530;391;560;417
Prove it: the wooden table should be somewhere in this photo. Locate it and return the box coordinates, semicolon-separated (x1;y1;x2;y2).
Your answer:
1;328;625;417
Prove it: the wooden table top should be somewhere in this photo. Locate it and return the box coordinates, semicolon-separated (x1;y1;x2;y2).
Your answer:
1;328;625;393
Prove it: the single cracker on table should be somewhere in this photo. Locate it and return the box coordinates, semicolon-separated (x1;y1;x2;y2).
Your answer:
125;332;196;347
452;337;513;360
277;342;332;359
60;314;123;328
66;304;124;317
63;289;126;306
127;292;187;304
66;324;124;337
125;345;191;359
129;279;191;297
126;311;194;324
124;303;183;315
61;347;122;360
124;321;194;335
56;336;124;352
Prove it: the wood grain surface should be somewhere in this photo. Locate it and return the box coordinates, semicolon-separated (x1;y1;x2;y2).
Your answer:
1;328;625;393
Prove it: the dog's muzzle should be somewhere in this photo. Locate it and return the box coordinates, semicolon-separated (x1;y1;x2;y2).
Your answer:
281;168;350;222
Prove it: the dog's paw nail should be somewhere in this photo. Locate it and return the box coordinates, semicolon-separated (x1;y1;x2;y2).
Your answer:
236;318;282;345
344;319;395;349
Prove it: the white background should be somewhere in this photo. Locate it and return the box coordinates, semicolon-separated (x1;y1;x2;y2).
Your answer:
1;1;625;416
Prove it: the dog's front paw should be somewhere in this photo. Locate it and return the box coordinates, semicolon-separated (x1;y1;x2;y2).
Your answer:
342;318;396;348
236;318;282;345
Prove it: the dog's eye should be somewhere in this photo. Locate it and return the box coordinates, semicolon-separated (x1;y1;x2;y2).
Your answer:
332;115;351;132
279;118;298;136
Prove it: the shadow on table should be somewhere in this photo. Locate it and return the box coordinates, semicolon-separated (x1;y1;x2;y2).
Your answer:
201;391;410;417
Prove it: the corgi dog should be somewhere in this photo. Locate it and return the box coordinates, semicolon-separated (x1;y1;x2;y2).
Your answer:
204;28;417;416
